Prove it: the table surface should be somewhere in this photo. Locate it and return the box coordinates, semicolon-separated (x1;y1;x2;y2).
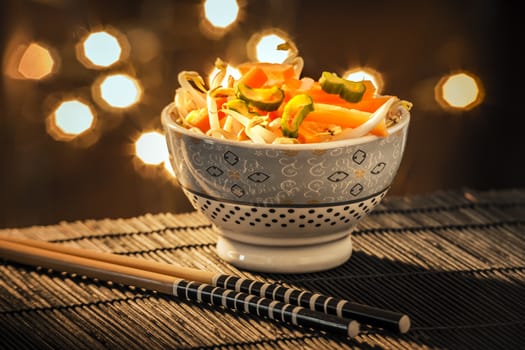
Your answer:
1;188;524;349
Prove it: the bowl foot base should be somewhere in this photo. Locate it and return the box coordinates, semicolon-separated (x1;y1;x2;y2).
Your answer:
216;235;352;273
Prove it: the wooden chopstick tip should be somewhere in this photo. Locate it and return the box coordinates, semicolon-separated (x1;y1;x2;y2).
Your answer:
399;315;411;334
348;320;360;338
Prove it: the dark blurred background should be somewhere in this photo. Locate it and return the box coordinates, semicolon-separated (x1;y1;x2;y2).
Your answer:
1;0;523;229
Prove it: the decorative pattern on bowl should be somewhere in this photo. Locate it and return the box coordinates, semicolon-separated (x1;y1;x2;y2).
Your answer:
162;102;410;272
182;187;388;246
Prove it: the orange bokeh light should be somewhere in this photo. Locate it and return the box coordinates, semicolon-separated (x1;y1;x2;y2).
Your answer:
17;42;56;80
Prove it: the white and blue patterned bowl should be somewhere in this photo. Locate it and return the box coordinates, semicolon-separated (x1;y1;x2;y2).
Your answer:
162;102;410;273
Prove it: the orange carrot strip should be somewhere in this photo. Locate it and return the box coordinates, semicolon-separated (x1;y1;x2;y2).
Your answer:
237;62;295;84
186;110;210;133
306;108;388;137
361;80;377;100
283;78;302;90
240;67;268;88
236;129;249;141
342;97;392;113
297;121;329;144
215;96;228;120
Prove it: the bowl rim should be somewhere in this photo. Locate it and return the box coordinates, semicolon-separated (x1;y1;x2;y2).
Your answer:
161;101;410;150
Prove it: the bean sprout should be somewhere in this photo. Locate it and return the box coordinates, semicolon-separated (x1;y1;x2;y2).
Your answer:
177;71;207;108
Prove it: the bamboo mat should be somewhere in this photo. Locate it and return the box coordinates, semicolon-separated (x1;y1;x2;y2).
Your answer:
1;188;524;349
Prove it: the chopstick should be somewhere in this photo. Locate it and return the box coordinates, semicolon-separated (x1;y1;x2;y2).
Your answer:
0;236;410;333
0;237;359;338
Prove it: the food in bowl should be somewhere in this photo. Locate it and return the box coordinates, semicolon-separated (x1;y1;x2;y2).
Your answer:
162;55;411;273
172;57;411;145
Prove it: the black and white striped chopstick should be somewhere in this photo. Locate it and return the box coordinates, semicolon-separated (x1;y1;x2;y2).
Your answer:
213;274;410;333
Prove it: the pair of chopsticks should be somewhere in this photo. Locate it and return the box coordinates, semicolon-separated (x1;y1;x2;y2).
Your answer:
0;236;410;337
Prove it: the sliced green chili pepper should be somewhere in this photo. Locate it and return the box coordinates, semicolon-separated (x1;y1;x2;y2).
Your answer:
235;83;284;111
224;99;257;116
319;71;366;103
340;80;366;102
280;94;314;138
319;71;343;94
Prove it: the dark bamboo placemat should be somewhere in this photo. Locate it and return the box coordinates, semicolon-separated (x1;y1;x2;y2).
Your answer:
1;188;524;349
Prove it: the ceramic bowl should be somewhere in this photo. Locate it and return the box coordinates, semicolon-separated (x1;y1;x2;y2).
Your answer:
162;102;410;273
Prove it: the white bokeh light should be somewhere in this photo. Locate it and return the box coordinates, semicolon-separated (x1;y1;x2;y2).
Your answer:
54;100;94;136
255;34;288;63
440;73;481;108
98;74;142;108
82;31;122;67
203;0;239;28
135;131;169;165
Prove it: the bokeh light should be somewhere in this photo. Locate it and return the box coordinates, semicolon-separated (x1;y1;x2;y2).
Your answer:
17;42;56;80
255;34;286;63
54;100;94;135
247;30;294;63
343;67;384;95
46;99;96;142
135;131;169;165
203;0;239;28
94;73;142;109
435;71;484;110
199;0;241;39
77;30;126;69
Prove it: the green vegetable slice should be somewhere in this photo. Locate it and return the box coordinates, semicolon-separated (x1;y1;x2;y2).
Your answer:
281;94;314;138
235;83;284;111
319;71;366;103
319;71;343;94
224;99;253;115
340;80;366;102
